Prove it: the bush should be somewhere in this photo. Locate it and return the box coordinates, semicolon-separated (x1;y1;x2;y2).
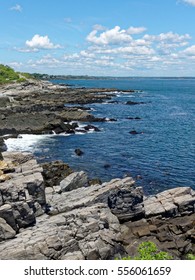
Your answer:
186;254;195;260
116;241;173;260
0;64;26;84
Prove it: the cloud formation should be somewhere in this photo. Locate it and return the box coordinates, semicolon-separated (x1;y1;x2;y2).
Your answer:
87;26;133;45
10;4;22;12
182;0;195;6
25;34;61;51
12;25;195;76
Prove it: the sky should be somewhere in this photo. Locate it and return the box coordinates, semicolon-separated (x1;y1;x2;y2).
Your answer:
1;0;195;76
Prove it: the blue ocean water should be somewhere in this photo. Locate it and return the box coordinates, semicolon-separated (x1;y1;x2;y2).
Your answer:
8;78;195;195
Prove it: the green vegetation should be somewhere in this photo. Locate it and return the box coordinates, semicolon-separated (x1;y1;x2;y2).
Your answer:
19;72;36;79
116;241;173;260
0;64;26;84
186;254;195;260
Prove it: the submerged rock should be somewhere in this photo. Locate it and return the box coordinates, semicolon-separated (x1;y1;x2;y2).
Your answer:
75;148;84;156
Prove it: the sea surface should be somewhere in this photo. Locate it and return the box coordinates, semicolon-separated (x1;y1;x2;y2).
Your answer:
6;78;195;195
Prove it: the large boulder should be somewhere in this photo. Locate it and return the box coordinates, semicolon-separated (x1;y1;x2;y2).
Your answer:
108;181;145;222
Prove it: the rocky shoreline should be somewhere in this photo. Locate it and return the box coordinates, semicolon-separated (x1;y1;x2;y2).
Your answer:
0;80;194;259
0;80;119;137
0;151;194;259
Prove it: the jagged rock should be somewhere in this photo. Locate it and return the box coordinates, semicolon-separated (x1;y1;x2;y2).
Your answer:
144;187;195;218
60;171;88;192
12;202;36;228
0;151;45;231
0;217;16;241
108;183;145;222
0;204;123;260
41;161;73;188
0;204;18;232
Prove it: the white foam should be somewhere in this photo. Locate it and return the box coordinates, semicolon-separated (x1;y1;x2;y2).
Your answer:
5;134;54;152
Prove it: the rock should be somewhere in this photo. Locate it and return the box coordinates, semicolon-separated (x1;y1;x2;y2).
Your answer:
126;101;145;105
0;82;117;136
75;148;84;156
83;124;101;131
104;163;111;169
144;187;195;218
88;178;102;186
0;204;123;260
60;171;88;192
108;185;145;222
41;161;73;188
0;204;18;232
0;151;46;229
0;217;16;241
12;202;36;228
126;117;141;120
129;130;142;135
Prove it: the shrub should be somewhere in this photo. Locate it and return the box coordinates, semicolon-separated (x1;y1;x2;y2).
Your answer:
116;241;173;260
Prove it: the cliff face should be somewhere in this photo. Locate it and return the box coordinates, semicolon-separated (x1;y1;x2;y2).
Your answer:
0;151;194;260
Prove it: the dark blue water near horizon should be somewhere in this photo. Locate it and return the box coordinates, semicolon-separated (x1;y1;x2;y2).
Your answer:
19;78;195;195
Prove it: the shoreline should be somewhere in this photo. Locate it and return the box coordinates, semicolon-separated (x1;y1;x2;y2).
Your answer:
0;80;195;259
0;150;194;259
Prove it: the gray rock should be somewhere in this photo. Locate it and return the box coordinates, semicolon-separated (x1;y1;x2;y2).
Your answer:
144;187;195;218
60;171;88;192
0;204;18;232
108;186;145;222
0;217;16;241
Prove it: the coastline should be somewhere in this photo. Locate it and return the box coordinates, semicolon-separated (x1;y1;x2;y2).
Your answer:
0;79;195;260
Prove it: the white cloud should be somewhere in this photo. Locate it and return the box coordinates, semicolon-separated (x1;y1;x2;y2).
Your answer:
143;32;191;43
86;26;132;45
127;26;147;34
25;34;61;50
182;0;195;6
182;45;195;55
10;4;22;12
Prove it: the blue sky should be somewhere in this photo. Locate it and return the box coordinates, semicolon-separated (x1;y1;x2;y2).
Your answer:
1;0;195;76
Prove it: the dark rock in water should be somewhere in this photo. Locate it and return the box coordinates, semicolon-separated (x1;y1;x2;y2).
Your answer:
126;101;145;105
75;148;84;156
108;101;119;104
104;163;111;169
41;161;73;188
126;117;141;120
129;130;139;135
83;124;100;132
104;118;117;122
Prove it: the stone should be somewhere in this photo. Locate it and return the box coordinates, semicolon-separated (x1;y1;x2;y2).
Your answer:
60;171;88;192
74;148;84;156
41;161;73;188
0;204;18;232
0;217;16;241
108;186;145;222
12;202;36;228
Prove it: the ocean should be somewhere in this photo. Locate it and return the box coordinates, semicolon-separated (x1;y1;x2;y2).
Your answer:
5;78;195;195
